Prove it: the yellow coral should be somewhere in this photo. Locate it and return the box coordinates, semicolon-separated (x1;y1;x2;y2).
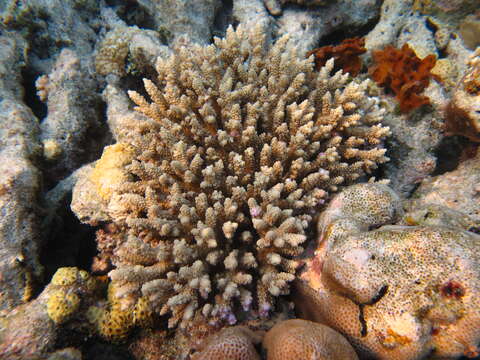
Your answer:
90;143;135;201
47;289;80;324
133;296;153;327
51;267;80;286
96;306;134;342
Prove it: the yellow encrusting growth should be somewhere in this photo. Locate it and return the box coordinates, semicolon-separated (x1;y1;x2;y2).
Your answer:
51;267;80;286
47;289;81;324
89;143;136;200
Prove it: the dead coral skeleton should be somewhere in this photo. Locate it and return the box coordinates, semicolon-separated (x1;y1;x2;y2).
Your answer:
90;24;389;329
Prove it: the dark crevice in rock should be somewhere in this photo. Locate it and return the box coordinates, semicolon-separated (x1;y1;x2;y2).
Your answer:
40;193;97;283
21;67;47;121
212;0;233;39
81;339;134;360
359;304;368;337
366;285;388;305
317;7;381;48
432;136;472;176
105;0;156;31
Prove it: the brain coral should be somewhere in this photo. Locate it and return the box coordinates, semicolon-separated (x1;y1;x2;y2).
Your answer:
263;319;359;359
296;183;480;359
84;24;389;329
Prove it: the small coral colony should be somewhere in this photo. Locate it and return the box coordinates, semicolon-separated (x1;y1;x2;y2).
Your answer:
63;20;480;360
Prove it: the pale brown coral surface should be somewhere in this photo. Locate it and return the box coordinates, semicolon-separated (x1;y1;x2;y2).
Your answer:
263;319;358;360
191;326;261;360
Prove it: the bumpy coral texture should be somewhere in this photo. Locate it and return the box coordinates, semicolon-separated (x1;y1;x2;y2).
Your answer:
102;25;389;328
191;326;261;360
263;319;359;359
296;183;480;360
307;38;366;77
370;44;437;113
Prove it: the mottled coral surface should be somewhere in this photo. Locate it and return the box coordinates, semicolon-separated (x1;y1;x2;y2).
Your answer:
296;183;480;360
263;319;358;359
370;44;437;112
191;326;261;360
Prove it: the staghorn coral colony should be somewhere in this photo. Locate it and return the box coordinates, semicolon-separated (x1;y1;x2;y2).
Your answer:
82;24;390;329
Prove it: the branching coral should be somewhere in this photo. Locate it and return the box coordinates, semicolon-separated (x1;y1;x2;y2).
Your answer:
84;24;389;329
307;37;366;77
369;44;437;113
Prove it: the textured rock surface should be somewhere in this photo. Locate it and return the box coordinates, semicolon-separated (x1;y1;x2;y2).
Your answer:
0;267;101;360
134;0;221;45
37;48;104;180
275;0;382;53
0;33;42;311
410;149;480;223
296;183;480;359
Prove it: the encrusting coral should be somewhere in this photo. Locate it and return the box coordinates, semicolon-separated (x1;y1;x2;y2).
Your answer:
307;37;367;77
73;24;389;330
296;183;480;359
369;43;437;113
263;319;359;359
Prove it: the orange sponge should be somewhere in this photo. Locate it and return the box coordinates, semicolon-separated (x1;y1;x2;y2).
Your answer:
369;44;437;113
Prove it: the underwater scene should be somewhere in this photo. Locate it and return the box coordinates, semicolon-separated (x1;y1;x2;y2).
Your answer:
0;0;479;359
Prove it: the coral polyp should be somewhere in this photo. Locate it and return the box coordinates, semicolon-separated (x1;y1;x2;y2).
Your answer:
76;24;389;328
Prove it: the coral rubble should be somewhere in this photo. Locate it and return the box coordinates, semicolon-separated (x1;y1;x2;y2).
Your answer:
295;183;480;359
72;24;389;329
369;43;437;112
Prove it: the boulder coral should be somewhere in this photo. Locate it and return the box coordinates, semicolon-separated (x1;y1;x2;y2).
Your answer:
263;319;359;359
72;24;389;329
295;183;480;359
190;326;262;360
